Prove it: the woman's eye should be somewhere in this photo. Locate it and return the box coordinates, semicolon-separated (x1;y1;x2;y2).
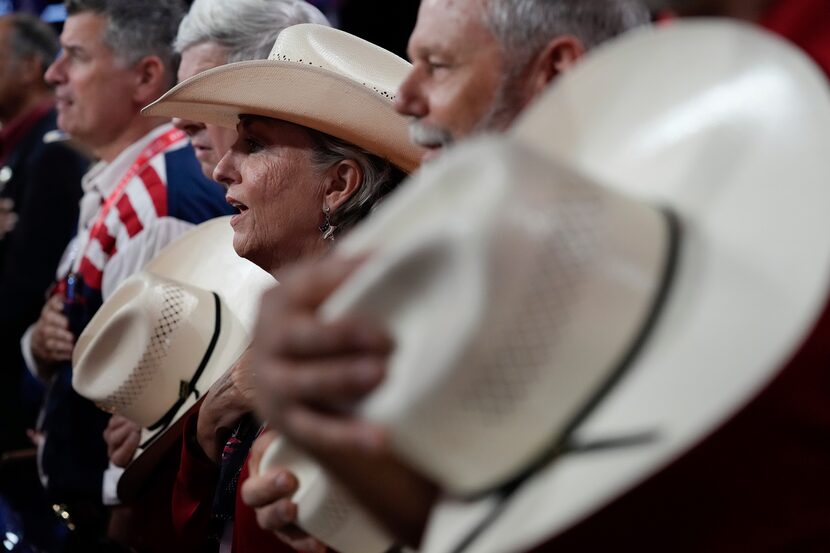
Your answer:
245;139;264;154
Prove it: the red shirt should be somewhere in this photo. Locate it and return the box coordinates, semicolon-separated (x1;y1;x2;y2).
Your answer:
172;411;295;553
654;0;830;78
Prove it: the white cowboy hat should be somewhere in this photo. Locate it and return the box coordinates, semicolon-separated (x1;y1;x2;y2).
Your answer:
300;20;830;553
142;23;423;173
72;216;275;500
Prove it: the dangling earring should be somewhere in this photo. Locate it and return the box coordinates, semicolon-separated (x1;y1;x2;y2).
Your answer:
319;206;337;241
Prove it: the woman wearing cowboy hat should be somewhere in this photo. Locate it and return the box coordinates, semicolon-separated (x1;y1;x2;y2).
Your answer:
145;20;427;553
78;22;424;553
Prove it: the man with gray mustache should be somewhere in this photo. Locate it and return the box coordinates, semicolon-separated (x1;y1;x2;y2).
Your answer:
240;0;651;550
395;0;650;162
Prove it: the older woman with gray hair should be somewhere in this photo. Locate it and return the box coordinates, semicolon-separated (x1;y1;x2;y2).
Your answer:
100;0;331;539
130;22;422;553
104;0;334;481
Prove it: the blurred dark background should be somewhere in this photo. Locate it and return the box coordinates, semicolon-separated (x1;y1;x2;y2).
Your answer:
0;0;422;59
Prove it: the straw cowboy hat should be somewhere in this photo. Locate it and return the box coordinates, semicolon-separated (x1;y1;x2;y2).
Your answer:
295;20;830;553
72;216;274;500
142;23;423;172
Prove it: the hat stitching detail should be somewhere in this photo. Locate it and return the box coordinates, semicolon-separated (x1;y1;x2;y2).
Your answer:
268;53;397;101
311;488;351;540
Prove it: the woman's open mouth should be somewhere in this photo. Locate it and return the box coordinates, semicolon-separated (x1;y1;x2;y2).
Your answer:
226;195;249;227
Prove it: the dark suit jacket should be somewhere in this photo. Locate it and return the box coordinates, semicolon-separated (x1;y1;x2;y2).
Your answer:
0;108;87;452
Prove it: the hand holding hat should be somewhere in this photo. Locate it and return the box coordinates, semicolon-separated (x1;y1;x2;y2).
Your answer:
251;255;391;455
104;415;141;468
196;349;258;463
249;257;424;553
241;430;328;553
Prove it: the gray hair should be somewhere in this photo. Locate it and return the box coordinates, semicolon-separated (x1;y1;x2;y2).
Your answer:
65;0;184;86
483;0;650;70
4;13;59;76
175;0;330;63
306;129;406;235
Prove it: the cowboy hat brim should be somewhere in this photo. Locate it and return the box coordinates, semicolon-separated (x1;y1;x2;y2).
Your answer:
142;61;423;173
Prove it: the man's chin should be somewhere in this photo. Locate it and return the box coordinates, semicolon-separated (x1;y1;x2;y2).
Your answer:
56;117;74;136
56;114;87;140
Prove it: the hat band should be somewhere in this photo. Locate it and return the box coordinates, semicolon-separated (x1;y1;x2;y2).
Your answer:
140;291;222;448
447;208;682;553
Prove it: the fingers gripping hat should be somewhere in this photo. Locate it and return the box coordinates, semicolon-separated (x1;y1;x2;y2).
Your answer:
259;438;395;553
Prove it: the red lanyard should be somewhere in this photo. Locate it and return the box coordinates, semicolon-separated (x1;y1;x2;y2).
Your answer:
74;127;186;271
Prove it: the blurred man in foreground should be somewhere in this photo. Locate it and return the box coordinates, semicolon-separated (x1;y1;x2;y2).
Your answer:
240;0;651;548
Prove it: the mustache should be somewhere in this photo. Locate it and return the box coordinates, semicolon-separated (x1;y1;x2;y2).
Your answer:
409;121;453;148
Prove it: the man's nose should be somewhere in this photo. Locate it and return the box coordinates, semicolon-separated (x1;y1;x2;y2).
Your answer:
44;51;67;86
394;68;429;119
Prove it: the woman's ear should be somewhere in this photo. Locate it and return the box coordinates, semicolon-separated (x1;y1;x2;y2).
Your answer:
524;35;586;98
322;159;363;212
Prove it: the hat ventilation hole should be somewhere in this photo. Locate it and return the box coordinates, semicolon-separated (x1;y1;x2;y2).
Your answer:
268;54;396;101
453;184;603;426
100;285;194;414
310;489;351;541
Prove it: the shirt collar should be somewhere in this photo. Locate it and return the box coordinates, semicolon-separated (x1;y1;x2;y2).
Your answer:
82;123;176;197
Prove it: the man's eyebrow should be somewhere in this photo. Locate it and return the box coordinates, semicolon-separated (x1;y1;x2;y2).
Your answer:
62;44;86;56
409;44;434;61
409;40;453;61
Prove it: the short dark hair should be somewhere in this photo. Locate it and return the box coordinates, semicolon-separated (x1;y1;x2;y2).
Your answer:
65;0;185;86
5;13;60;76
